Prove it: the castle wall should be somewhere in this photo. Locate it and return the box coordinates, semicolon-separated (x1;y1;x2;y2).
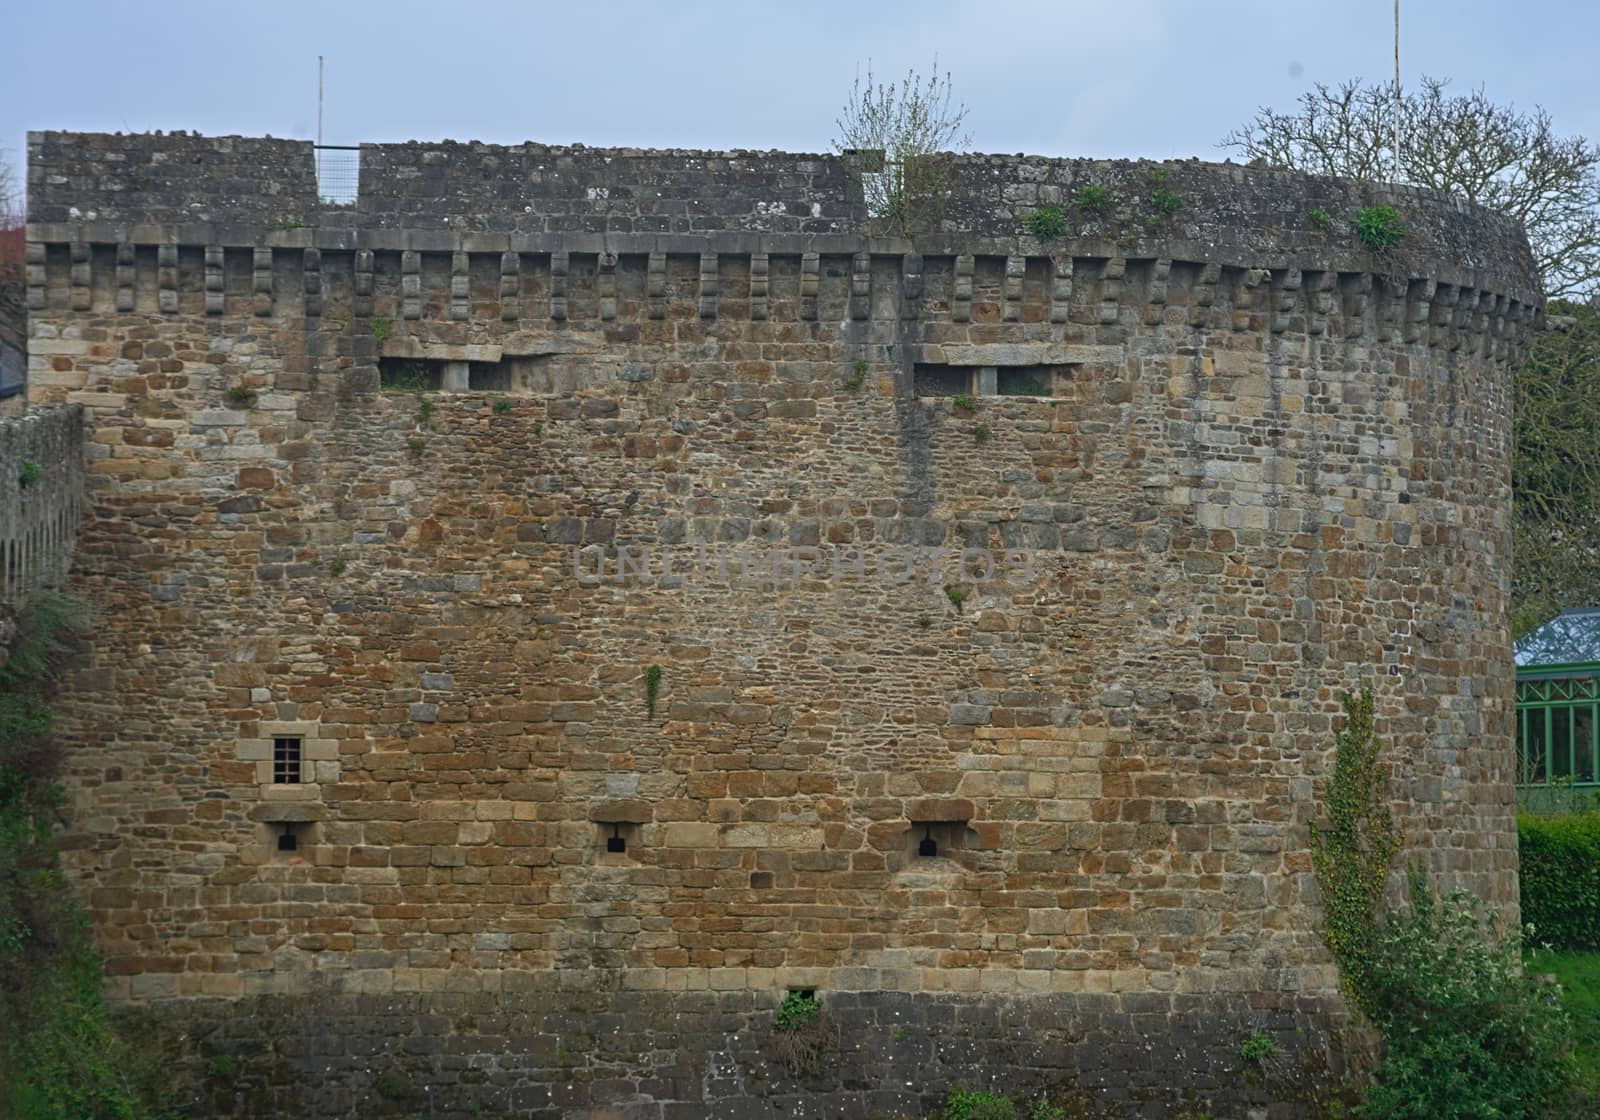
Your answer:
24;131;1536;1118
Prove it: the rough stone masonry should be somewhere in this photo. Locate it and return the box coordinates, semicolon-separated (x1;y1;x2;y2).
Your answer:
24;130;1539;1118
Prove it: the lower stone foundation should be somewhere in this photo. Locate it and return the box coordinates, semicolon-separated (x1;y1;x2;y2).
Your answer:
129;989;1344;1119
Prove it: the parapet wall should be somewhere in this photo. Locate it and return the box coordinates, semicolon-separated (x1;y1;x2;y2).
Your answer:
28;130;1540;302
24;130;1536;1119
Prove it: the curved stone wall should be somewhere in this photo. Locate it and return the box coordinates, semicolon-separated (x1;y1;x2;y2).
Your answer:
24;131;1536;1118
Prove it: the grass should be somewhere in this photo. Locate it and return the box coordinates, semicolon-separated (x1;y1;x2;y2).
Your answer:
1528;949;1600;1087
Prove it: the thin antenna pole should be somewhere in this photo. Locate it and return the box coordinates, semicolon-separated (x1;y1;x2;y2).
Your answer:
317;55;324;185
1393;0;1401;181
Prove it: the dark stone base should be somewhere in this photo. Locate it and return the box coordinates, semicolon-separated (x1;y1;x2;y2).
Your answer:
127;989;1345;1119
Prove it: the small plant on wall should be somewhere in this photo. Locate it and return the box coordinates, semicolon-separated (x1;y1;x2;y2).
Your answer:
1149;165;1182;220
17;460;41;489
1353;205;1406;252
645;664;662;718
1026;204;1067;241
771;991;832;1077
1074;183;1110;213
224;384;258;409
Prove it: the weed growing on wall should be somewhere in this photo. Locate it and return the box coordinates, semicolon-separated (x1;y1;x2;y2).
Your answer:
1353;206;1406;252
224;384;258;409
1149;166;1182;218
16;460;40;489
770;992;832;1077
1074;184;1110;213
941;1089;1016;1120
1026;205;1067;241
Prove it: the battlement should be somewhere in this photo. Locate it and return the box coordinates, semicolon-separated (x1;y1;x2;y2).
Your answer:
28;130;1541;303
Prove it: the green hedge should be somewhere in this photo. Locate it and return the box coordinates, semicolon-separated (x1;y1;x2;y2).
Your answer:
1519;811;1600;950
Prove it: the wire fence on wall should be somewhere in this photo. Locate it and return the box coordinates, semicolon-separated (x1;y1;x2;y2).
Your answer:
315;146;360;207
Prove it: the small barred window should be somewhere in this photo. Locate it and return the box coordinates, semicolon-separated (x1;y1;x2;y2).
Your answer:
272;737;302;784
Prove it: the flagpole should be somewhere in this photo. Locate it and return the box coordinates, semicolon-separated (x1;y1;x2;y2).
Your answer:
1393;0;1401;180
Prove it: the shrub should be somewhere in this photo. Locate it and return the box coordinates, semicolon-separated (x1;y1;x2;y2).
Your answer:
1026;204;1067;241
1359;869;1574;1120
1519;811;1600;950
951;393;977;413
1353;205;1406;252
1074;184;1110;213
942;1089;1016;1120
17;460;41;489
774;990;819;1031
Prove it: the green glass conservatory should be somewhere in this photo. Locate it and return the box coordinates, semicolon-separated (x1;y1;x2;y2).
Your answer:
1515;608;1600;811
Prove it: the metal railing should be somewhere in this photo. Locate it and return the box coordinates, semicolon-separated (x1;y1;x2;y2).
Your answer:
315;145;360;207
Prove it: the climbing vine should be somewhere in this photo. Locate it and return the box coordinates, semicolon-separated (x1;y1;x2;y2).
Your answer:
1308;688;1401;1016
644;664;662;718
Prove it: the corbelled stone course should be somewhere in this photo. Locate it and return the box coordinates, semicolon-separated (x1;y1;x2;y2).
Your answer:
26;129;1535;1117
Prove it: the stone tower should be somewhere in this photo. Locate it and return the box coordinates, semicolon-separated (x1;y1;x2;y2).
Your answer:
24;131;1537;1117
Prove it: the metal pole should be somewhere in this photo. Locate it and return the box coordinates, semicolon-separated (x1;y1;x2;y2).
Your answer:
317;56;324;182
1393;0;1401;181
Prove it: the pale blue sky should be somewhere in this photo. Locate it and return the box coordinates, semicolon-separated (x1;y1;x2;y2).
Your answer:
7;0;1599;186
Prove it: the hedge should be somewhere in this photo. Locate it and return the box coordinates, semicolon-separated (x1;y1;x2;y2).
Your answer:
1519;811;1600;950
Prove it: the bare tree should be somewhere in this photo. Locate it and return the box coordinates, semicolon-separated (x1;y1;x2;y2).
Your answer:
835;60;971;234
0;154;19;229
1513;302;1600;632
1222;77;1600;299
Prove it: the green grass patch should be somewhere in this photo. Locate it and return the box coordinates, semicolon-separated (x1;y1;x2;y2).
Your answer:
1528;950;1600;1086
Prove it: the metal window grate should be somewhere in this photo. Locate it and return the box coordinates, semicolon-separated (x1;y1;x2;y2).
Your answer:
273;737;302;784
315;145;359;206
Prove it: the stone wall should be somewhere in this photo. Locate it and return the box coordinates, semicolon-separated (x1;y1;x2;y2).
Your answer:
25;130;1536;1118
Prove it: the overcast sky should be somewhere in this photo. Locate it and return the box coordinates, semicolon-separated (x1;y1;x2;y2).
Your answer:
7;0;1600;185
